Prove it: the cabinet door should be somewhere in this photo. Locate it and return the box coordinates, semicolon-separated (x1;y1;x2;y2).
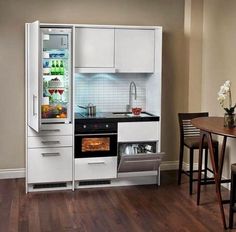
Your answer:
75;28;114;68
115;29;155;73
118;122;159;142
27;21;40;132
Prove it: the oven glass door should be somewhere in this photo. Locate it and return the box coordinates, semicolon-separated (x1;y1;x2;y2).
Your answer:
75;134;117;158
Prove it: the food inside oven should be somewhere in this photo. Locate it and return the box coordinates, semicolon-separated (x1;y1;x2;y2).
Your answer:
82;138;110;152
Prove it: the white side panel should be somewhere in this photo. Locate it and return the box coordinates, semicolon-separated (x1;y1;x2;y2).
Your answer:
27;21;40;132
28;147;72;183
115;29;155;73
75;28;115;68
118;122;159;142
75;157;117;180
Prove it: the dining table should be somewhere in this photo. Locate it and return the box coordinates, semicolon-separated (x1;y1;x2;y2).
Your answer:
191;116;236;229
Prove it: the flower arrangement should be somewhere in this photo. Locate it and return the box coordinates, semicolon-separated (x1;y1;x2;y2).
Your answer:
217;80;236;115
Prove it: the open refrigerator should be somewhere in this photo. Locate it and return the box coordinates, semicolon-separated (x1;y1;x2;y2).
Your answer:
40;28;72;123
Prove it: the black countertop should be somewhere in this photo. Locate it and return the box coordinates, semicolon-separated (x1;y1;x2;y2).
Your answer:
75;112;160;123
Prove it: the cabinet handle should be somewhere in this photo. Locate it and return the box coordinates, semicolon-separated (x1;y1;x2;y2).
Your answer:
124;159;158;163
41;141;60;144
33;95;37;116
41;152;60;157
87;161;105;165
40;129;60;132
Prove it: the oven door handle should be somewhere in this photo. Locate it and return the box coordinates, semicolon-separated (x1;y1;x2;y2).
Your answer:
75;133;117;136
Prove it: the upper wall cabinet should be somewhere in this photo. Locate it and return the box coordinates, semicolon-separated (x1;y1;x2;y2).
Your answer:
75;28;115;73
115;29;155;73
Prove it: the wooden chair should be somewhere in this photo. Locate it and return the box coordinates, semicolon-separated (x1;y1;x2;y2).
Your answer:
229;163;236;229
178;112;219;194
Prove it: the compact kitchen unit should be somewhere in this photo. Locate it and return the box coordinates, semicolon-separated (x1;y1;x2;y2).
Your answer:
25;21;163;192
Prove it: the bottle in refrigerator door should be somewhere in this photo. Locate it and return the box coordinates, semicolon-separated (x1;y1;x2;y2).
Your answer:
60;60;64;75
51;60;56;75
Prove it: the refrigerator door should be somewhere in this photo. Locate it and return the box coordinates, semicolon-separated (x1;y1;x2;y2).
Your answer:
41;28;72;123
27;21;40;132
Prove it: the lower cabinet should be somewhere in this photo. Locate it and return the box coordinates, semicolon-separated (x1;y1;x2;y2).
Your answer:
75;157;117;181
28;147;73;183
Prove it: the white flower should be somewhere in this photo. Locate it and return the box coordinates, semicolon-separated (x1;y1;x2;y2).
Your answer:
217;80;235;113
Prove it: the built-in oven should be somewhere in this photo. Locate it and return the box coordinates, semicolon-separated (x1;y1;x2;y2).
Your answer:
74;122;117;158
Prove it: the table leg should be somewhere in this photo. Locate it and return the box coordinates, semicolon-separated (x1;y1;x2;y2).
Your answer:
197;132;205;205
206;132;227;229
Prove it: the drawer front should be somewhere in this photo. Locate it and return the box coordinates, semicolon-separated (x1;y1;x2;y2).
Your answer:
28;147;72;183
28;136;72;148
118;122;159;142
28;124;73;137
118;152;163;173
75;157;117;180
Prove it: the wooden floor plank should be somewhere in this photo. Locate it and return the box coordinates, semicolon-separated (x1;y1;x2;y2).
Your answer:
0;171;233;231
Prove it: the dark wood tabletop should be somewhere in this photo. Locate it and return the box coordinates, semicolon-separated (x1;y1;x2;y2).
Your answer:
192;116;236;138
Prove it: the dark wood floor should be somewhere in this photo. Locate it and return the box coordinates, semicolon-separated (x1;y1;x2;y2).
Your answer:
0;171;234;232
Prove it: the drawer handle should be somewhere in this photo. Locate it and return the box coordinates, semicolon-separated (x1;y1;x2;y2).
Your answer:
41;152;60;157
124;159;158;163
87;161;105;165
41;141;60;144
40;129;61;132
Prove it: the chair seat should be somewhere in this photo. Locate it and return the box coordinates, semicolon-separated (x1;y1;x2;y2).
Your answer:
184;136;218;149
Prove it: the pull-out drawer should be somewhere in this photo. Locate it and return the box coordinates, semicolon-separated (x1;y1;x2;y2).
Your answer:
28;147;73;183
118;152;164;173
28;124;73;137
28;135;72;148
75;157;117;181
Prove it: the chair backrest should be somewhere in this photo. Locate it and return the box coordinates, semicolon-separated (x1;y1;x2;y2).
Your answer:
178;112;209;140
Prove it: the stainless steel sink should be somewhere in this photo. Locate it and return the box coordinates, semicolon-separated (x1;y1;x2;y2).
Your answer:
112;112;153;117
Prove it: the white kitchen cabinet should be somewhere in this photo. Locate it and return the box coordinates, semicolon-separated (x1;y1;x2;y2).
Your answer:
28;147;73;183
115;29;155;73
28;135;72;148
75;28;115;72
118;121;159;142
75;157;117;181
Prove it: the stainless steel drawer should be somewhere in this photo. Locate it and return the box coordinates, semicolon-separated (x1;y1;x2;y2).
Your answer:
118;152;164;173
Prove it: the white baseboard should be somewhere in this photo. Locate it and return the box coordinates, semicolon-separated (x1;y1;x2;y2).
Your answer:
160;161;179;170
0;168;25;179
0;161;180;180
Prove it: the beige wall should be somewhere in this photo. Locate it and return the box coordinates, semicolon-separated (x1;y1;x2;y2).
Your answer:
0;0;186;169
202;0;236;176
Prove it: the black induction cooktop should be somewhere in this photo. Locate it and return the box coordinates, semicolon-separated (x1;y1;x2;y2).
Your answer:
74;111;160;123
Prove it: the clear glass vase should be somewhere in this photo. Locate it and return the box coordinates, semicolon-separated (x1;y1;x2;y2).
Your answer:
224;113;236;128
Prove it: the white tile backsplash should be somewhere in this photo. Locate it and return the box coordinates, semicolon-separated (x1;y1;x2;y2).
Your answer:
74;73;147;113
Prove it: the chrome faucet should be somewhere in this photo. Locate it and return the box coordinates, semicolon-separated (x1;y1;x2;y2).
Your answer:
126;81;137;112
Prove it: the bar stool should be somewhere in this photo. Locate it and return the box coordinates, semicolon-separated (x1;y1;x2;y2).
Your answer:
178;112;219;195
229;163;236;228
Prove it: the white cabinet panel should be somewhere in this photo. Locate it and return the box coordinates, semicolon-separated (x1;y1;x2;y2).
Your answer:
75;28;114;68
27;21;40;132
115;29;155;73
28;124;72;136
28;135;72;148
75;157;117;180
28;147;72;183
118;122;159;142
